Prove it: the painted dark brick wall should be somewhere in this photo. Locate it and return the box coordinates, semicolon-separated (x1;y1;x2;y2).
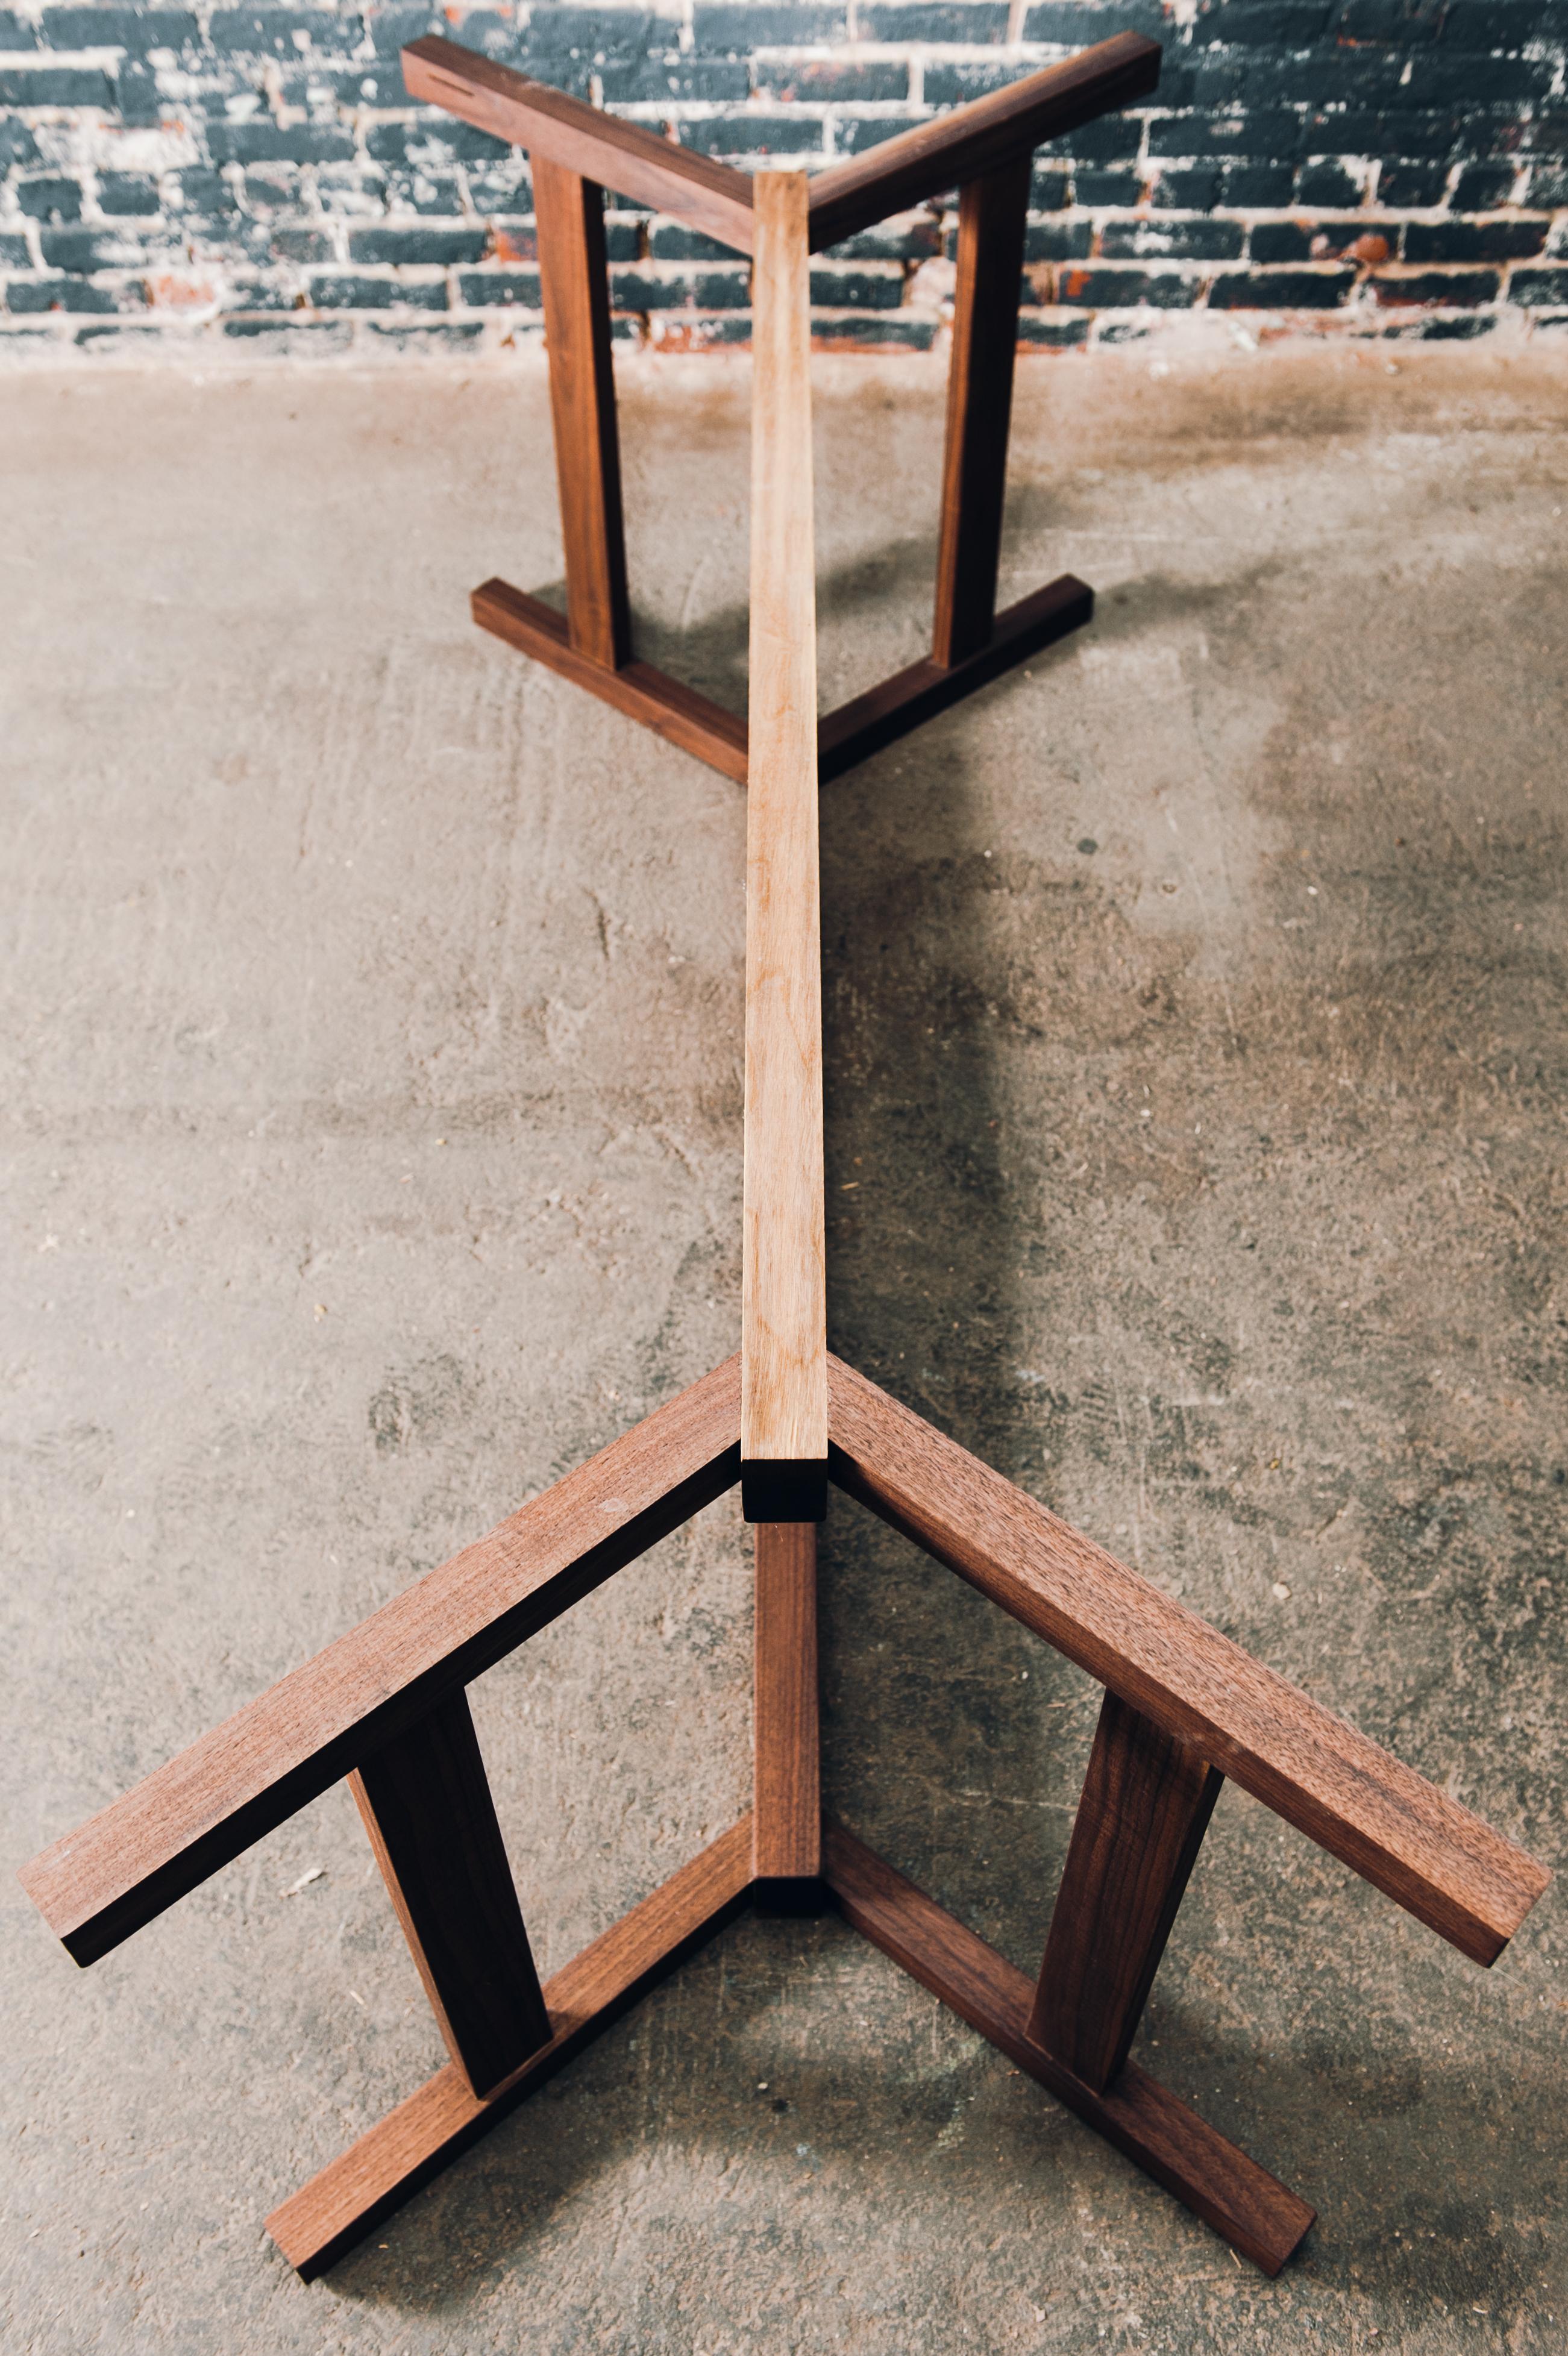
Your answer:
0;0;1563;351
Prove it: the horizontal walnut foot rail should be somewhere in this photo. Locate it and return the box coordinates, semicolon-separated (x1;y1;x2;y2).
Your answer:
472;572;1094;790
413;29;1148;789
20;1353;1547;2279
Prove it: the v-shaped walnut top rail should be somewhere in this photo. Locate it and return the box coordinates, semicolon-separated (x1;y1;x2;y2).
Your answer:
400;33;1161;258
826;1358;1548;1965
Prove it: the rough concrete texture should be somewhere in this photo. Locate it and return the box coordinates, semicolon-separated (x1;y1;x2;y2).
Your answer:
2;345;1564;2354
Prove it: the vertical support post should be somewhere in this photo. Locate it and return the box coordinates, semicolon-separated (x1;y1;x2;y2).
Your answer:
350;1688;552;2102
752;1523;823;1912
533;154;632;672
930;154;1033;670
741;168;827;1525
1028;1689;1223;2093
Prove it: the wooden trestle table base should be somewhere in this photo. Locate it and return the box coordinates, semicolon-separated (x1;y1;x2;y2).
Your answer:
16;28;1551;2298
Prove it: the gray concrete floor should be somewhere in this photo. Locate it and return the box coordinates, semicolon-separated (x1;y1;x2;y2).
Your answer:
2;345;1565;2355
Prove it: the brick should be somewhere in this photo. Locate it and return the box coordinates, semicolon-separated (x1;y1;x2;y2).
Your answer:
1510;266;1568;306
207;124;356;166
753;61;909;104
209;8;360;56
6;275;136;312
1220;161;1295;204
1450;162;1517;210
601;60;751;102
522;5;661;60
365;318;487;345
833;114;933;154
859;4;1010;37
683;113;823;155
1191;3;1333;44
1023;1;1167;39
0;10;36;44
0;66;114;104
1147;110;1303;160
818;220;944;260
1102;216;1245;260
1032;168;1070;211
41;225;154;269
650;225;739;261
222;316;354;345
1041;115;1142;163
1021;219;1091;259
1369;266;1500;302
1150;165;1222;210
1250;218;1396;260
1439;1;1549;45
1333;0;1443;42
348;224;489;265
265;223;336;263
0;233;30;265
309;272;451;310
40;8;200;52
456;268;543;306
0;121;42;169
98;172;162;215
172;167;237;215
1016;311;1090;348
925;64;1036;108
811;314;935;347
1526;163;1568;206
1296;160;1366;207
368;6;444;57
691;5;848;52
18;175;83;222
809;265;904;307
369;121;511;168
219;274;296;313
1073;169;1143;207
1209;265;1355;304
1378;159;1447;205
1406;216;1548;260
1416;312;1496;338
1404;55;1552;106
1056;265;1201;306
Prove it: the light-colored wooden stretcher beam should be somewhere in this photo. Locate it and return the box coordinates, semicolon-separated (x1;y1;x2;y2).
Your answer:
741;170;827;1524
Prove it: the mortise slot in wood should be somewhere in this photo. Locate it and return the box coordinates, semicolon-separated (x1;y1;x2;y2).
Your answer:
823;1820;1314;2275
350;1689;551;2101
267;1817;754;2278
741;169;827;1511
1028;1690;1222;2093
826;1354;1550;1963
752;1523;823;1912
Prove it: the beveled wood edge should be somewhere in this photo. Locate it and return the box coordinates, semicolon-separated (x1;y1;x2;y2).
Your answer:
267;1816;757;2278
403;37;757;253
472;575;1092;792
804;35;1162;251
19;1359;743;1965
822;1820;1314;2275
823;1354;1551;1963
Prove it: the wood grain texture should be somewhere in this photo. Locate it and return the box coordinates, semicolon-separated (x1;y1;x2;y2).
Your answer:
403;37;756;253
350;1690;551;2101
1029;1691;1222;2092
752;1523;822;1910
268;1816;754;2278
823;1821;1313;2275
820;575;1093;782
804;36;1161;252
471;578;749;780
825;1355;1549;1963
533;157;631;670
20;1358;742;1966
931;155;1032;669
741;171;827;1509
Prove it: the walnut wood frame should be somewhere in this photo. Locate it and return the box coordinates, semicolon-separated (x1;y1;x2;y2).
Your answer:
18;1352;1548;2279
401;31;1161;788
17;33;1550;2300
